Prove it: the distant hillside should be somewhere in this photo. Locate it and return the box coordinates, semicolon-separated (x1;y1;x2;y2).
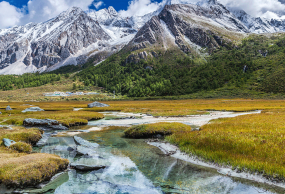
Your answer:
77;33;285;97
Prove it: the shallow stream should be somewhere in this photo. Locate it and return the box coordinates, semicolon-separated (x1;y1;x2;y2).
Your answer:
26;111;285;193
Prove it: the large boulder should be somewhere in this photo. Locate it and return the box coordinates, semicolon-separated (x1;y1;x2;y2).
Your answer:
74;136;99;148
6;105;12;111
70;163;106;171
24;118;59;126
22;107;44;113
23;118;68;130
3;138;16;147
88;101;109;108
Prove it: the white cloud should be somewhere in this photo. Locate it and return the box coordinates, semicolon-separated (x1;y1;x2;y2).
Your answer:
21;0;94;24
119;0;166;17
0;1;23;29
218;0;285;19
93;1;104;9
2;0;285;30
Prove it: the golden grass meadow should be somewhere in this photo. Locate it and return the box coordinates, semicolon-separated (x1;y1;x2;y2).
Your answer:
2;99;285;186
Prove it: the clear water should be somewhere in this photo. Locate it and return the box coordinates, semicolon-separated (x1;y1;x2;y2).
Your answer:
30;112;285;194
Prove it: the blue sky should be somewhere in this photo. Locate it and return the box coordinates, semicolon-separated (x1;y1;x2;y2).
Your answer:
5;0;159;12
1;0;285;29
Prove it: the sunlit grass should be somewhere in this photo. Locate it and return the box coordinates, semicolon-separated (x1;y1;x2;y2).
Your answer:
125;122;192;138
166;109;285;180
0;153;68;187
0;126;69;187
0;110;104;127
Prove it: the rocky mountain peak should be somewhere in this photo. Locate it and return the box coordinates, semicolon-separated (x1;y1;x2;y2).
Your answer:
208;0;218;4
57;7;84;20
108;6;118;16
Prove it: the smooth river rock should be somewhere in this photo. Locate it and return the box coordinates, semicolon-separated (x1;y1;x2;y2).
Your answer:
70;163;106;171
74;136;99;148
88;101;109;108
22;107;45;113
76;145;99;157
3;138;16;147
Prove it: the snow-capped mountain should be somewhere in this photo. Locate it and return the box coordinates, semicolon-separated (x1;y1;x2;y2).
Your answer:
123;0;249;64
230;8;285;33
1;0;285;75
0;7;113;74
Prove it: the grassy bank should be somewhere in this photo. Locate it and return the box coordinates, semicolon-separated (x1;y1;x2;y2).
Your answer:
124;122;192;138
166;109;285;181
0;107;104;127
124;109;285;182
0;126;69;187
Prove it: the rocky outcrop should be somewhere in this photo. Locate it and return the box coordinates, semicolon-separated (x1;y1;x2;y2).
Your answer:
88;101;109;108
76;55;88;65
126;51;151;64
22;107;44;113
23;118;68;130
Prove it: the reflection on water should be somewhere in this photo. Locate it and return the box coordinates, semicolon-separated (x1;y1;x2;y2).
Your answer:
36;127;282;194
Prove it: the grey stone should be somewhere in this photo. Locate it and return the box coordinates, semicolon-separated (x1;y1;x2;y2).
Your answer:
6;105;12;111
0;125;12;130
3;138;16;147
76;55;88;65
23;118;68;130
74;136;99;148
76;145;98;156
22;107;44;113
88;101;109;108
36;133;52;147
70;163;106;171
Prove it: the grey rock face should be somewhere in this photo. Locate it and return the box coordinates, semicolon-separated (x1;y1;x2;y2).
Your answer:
3;138;16;147
74;136;99;148
127;2;248;57
70;163;106;171
6;106;12;111
88;101;109;108
76;55;88;65
22;107;44;113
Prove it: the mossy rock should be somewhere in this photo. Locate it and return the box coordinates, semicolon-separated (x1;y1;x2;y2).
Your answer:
10;142;32;153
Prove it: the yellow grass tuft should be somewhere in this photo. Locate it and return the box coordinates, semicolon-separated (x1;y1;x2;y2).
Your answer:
0;153;69;187
10;142;32;153
124;122;192;138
